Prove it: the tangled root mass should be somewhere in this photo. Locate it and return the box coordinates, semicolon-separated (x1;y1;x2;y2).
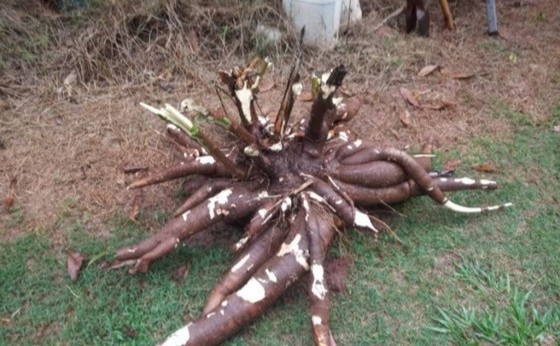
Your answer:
110;53;511;346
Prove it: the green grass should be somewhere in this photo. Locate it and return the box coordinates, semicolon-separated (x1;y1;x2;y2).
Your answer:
1;106;559;345
429;259;560;345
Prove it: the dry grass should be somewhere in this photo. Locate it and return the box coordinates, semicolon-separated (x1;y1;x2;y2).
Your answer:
64;0;298;84
0;0;559;241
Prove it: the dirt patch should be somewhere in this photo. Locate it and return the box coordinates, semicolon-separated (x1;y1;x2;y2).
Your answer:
0;0;559;239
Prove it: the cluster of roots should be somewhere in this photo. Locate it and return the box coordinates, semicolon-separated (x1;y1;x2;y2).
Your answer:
110;50;510;345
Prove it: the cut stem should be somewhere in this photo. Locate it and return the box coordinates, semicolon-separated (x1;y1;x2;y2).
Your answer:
140;103;246;179
274;28;304;139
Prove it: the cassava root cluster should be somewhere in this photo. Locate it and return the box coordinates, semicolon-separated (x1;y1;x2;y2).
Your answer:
110;52;511;346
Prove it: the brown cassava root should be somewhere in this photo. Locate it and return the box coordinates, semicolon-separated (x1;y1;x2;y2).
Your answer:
111;51;511;345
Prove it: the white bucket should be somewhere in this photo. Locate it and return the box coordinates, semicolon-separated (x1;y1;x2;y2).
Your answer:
282;0;342;49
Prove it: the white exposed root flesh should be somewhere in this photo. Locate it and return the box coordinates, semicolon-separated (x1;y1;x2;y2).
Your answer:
237;277;266;303
302;197;311;221
312;315;323;326
337;131;350;142
332;97;343;107
265;269;278;283
456;177;476;185
346;139;362;150
244;145;260;157
257;208;268;219
160;323;191;346
207;189;233;219
354;210;378;232
443;199;513;214
234;236;248;251
195;156;216;165
311;264;327;300
280;197;292;213
231;254;251;273
270;142;283;152
277;234;309;270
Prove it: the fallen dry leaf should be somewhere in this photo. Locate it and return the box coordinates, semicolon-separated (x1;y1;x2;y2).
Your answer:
4;176;16;211
444;159;462;171
422;99;457;111
399;87;420;108
451;73;475;80
128;192;142;222
440;68;475;80
66;251;85;282
553;124;560;133
418;64;439;77
172;261;191;283
400;109;411;127
298;90;313;102
473;162;497;173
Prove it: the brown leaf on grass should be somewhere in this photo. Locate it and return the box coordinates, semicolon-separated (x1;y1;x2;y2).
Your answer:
444;159;462;171
418;64;439;77
298;90;313;102
473;162;497;173
399;87;420;108
124;326;138;338
67;251;85;282
325;257;352;294
172;261;191;283
4;176;16;211
400;109;411;127
422;99;457;110
440;68;475;80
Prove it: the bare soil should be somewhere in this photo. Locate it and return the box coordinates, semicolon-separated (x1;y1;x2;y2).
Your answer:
1;0;559;242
